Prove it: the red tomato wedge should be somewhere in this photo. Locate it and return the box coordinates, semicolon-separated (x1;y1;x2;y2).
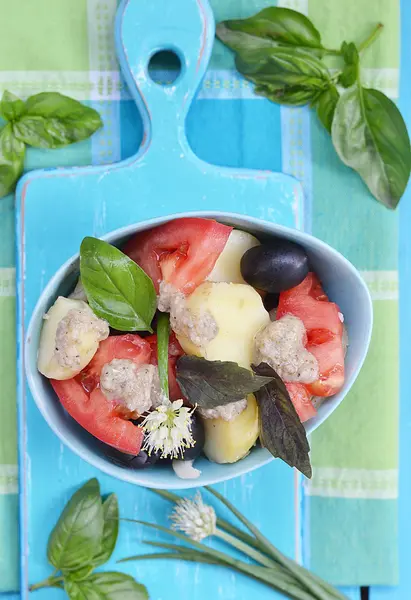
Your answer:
285;382;317;423
80;334;152;393
51;379;144;455
123;218;233;294
145;332;185;401
277;273;345;397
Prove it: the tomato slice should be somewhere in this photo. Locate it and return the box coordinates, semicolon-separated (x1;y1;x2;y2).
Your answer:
145;332;185;401
80;334;152;393
123;218;233;294
51;379;143;454
285;382;317;423
305;336;345;397
277;273;345;397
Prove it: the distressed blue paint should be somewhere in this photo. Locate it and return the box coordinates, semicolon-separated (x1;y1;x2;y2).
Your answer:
15;0;301;598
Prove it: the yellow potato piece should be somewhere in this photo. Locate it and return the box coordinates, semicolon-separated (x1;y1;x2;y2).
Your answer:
37;296;103;380
207;229;260;284
177;281;270;369
203;394;259;464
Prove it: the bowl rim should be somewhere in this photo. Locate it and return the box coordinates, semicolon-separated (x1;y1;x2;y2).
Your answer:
25;210;373;489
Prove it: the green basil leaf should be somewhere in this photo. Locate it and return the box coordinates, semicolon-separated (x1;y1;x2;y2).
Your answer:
217;7;323;52
216;23;278;55
157;312;170;398
0;123;25;198
252;363;312;479
315;86;340;132
331;85;411;208
47;478;104;571
92;494;119;567
13;92;102;148
236;47;331;107
65;572;149;600
80;237;156;332
338;41;359;88
0;90;25;122
176;356;273;408
64;564;95;582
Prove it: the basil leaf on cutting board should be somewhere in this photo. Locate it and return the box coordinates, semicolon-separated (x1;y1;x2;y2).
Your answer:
176;356;274;408
47;478;104;571
13;92;102;148
157;312;170;398
64;572;149;600
252;363;312;478
235;47;332;106
332;85;411;209
0;90;25;122
92;494;119;568
80;237;156;332
217;7;324;53
0;123;25;197
315;85;339;133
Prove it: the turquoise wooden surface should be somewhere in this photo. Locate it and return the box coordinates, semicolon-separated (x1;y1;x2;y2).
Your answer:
15;0;303;597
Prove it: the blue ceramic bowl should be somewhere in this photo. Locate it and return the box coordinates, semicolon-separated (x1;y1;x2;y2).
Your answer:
25;212;373;489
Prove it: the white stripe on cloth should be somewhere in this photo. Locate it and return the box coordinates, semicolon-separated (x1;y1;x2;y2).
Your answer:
0;67;399;101
360;270;398;300
0;465;18;495
304;467;398;499
0;268;15;297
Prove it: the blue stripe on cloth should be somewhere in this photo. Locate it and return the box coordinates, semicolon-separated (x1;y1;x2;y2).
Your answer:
0;494;19;593
306;497;398;587
280;105;312;232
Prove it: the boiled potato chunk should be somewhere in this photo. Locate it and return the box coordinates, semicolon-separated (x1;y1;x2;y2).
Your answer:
177;281;270;368
207;229;260;284
38;296;104;380
203;394;259;464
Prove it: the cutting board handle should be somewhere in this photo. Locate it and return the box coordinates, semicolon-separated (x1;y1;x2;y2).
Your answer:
115;0;214;155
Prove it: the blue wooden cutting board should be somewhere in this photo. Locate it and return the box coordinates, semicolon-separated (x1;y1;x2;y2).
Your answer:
15;0;303;597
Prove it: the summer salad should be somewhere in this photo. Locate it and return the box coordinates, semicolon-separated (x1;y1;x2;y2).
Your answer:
37;218;347;479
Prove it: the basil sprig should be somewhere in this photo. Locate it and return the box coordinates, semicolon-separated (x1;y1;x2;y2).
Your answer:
80;236;156;332
0;90;102;198
30;478;148;599
217;8;411;209
176;355;274;408
253;363;312;478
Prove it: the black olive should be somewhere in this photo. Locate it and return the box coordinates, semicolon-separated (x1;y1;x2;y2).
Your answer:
263;293;280;312
181;413;205;461
240;239;309;293
101;444;162;470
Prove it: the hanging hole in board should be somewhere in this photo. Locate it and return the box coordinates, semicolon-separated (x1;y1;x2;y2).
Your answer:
148;50;182;86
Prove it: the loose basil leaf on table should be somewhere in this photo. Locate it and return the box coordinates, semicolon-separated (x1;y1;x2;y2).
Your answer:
235;47;332;106
315;85;340;133
80;236;156;332
0;90;25;122
338;41;359;88
0;123;25;198
157;312;170;398
47;478;104;571
13;92;102;149
176;355;273;408
92;493;119;568
332;85;411;209
217;7;324;52
65;564;95;582
252;363;312;478
64;572;149;600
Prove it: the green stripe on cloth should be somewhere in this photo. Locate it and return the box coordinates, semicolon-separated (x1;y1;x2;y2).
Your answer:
307;0;400;583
